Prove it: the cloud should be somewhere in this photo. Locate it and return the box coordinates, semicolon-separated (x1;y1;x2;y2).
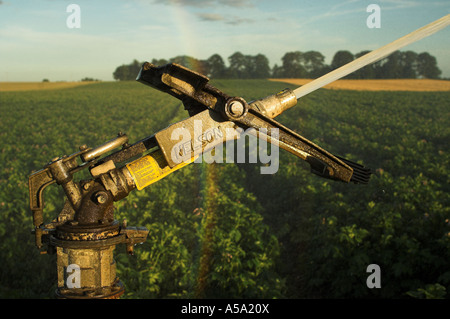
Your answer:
218;0;254;8
196;13;225;22
152;0;256;24
196;12;254;25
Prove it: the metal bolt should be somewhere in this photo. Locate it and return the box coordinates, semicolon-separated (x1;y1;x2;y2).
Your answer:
97;195;107;204
229;101;244;116
95;191;108;204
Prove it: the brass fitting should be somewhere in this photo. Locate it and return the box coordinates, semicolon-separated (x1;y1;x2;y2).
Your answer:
249;88;297;119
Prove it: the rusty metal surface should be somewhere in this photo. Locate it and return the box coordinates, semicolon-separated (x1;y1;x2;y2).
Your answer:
155;109;239;167
55;246;124;299
228;106;355;182
81;133;128;162
28;61;370;298
137;62;230;116
249;89;297;118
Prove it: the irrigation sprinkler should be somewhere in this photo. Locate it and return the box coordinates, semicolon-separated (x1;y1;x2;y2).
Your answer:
28;14;449;298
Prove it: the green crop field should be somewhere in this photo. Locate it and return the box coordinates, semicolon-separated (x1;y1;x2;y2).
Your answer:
0;80;449;299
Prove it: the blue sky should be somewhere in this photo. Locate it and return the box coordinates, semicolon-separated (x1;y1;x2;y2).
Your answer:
0;0;449;81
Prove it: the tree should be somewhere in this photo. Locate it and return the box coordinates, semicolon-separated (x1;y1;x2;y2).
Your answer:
400;51;419;78
378;51;404;78
301;51;327;78
150;58;169;66
331;50;354;71
81;77;100;82
330;50;354;79
113;65;130;81
280;51;307;78
114;50;442;81
206;54;227;78
271;64;284;78
228;52;249;79
113;59;142;81
416;52;441;79
170;55;208;75
352;50;376;79
372;50;442;79
376;51;418;79
249;54;271;78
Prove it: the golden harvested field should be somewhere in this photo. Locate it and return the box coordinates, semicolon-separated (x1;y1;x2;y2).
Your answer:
2;79;450;92
270;78;450;91
0;81;98;92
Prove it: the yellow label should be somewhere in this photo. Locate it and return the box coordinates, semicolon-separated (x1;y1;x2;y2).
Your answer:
126;149;196;190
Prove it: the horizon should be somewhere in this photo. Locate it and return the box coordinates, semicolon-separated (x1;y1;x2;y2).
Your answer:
0;0;449;82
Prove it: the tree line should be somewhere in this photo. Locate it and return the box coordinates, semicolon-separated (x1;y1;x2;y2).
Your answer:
113;50;442;81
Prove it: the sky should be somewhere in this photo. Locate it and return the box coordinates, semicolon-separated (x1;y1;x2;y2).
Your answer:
0;0;449;82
